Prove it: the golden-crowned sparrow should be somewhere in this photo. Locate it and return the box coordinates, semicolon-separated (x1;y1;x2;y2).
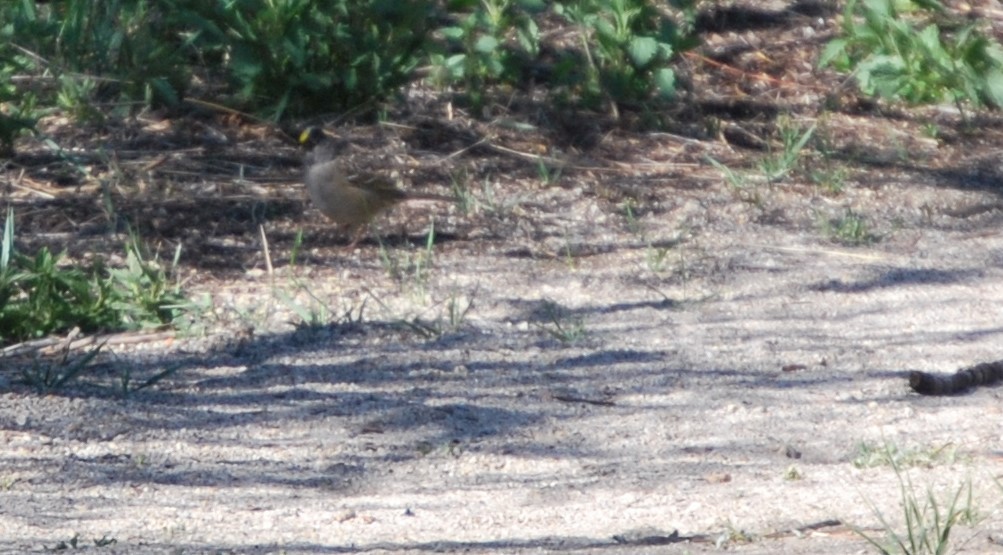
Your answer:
298;126;451;245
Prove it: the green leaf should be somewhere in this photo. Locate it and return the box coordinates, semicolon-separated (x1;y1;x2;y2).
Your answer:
441;26;465;40
863;0;894;20
981;39;1003;67
446;53;467;71
515;0;547;11
627;36;658;67
474;35;498;54
516;18;540;54
654;67;676;99
594;18;616;42
982;68;1003;108
916;24;950;67
1;207;13;271
857;54;907;97
149;78;179;107
819;38;849;68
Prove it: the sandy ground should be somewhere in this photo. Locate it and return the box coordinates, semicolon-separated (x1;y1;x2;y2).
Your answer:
3;161;1003;555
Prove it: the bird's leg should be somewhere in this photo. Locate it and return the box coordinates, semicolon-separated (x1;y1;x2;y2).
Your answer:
344;224;367;250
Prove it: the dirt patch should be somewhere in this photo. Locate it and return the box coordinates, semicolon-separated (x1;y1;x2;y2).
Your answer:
5;2;1003;554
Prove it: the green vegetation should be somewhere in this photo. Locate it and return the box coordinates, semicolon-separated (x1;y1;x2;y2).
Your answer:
821;0;1003;116
535;299;587;345
1;0;999;143
0;0;698;133
824;208;876;246
19;344;104;393
0;210;195;346
853;441;963;470
759;117;816;183
378;224;438;293
387;289;476;340
271;230;366;332
707;115;819;206
783;465;803;481
428;0;696;111
858;478;976;555
853;460;978;554
182;0;436;119
16;0;1000;131
553;0;691;107
46;534;117;551
1;0;435;121
428;0;545;108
